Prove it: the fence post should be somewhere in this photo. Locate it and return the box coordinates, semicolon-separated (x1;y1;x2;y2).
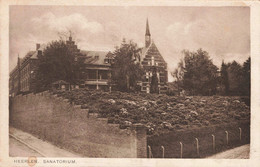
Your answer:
212;134;215;152
148;145;152;158
195;138;200;157
225;131;229;145
239;127;242;141
180;142;183;158
161;146;165;158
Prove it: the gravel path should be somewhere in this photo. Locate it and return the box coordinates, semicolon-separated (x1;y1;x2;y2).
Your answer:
9;136;43;157
207;144;250;159
9;127;82;157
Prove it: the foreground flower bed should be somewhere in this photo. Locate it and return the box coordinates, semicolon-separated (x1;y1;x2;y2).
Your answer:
53;89;250;136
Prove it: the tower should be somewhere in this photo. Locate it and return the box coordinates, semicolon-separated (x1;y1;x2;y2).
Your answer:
145;18;151;48
141;18;168;94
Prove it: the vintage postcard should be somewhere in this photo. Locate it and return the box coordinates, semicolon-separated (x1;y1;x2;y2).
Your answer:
1;0;260;167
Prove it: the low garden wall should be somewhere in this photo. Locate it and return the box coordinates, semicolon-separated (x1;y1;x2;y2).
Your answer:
10;91;147;158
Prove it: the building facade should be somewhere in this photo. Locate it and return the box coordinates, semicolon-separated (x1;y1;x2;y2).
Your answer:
9;19;168;95
79;50;112;90
9;44;43;96
139;19;168;93
66;35;112;90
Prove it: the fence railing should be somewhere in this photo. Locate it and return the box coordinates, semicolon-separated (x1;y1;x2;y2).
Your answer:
147;124;249;158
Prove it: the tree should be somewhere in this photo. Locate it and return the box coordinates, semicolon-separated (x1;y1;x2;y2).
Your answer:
171;57;185;93
241;57;250;96
176;49;218;95
220;58;250;96
33;40;78;92
226;61;243;95
111;39;144;92
220;61;229;95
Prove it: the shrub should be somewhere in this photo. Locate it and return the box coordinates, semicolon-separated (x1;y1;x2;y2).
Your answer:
51;89;250;136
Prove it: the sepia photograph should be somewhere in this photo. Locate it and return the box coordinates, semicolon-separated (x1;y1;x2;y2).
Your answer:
1;1;260;166
8;5;251;159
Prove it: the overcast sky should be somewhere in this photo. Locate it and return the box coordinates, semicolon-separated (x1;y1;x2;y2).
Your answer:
10;6;250;81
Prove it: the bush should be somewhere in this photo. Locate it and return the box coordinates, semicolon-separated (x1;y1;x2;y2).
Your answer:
52;89;250;136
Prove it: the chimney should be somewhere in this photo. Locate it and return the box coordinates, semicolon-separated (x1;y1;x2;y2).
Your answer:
36;43;40;50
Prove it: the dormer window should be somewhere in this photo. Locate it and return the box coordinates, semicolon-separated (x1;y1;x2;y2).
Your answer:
38;50;42;56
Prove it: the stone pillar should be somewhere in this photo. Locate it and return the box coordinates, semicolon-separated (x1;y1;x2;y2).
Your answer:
133;123;147;158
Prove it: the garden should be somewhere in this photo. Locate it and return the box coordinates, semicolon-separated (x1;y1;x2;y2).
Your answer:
53;89;250;137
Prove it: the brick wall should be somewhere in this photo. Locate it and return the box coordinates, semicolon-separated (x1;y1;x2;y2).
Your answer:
10;91;147;158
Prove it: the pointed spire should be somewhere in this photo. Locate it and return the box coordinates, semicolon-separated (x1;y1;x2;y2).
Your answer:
146;18;151;36
17;54;20;65
221;59;225;66
69;30;72;41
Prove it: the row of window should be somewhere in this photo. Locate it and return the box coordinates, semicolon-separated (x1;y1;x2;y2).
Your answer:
104;58;114;64
21;78;29;91
143;60;165;67
21;65;30;78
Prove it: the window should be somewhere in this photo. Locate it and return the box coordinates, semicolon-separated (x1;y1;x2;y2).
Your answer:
151;56;154;66
38;50;42;56
146;72;149;79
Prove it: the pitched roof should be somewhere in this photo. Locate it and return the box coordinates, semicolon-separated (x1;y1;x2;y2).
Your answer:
105;51;114;59
80;50;109;65
31;44;46;59
140;41;152;62
140;40;167;66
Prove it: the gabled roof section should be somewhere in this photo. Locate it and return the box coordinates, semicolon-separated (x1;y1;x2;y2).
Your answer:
140;41;152;62
31;44;46;59
105;51;114;59
80;50;109;65
141;40;167;68
148;41;166;63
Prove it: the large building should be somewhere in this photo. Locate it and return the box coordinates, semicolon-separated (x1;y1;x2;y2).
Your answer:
79;50;113;90
9;44;43;96
9;36;113;96
9;19;168;95
66;35;112;90
139;19;168;93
